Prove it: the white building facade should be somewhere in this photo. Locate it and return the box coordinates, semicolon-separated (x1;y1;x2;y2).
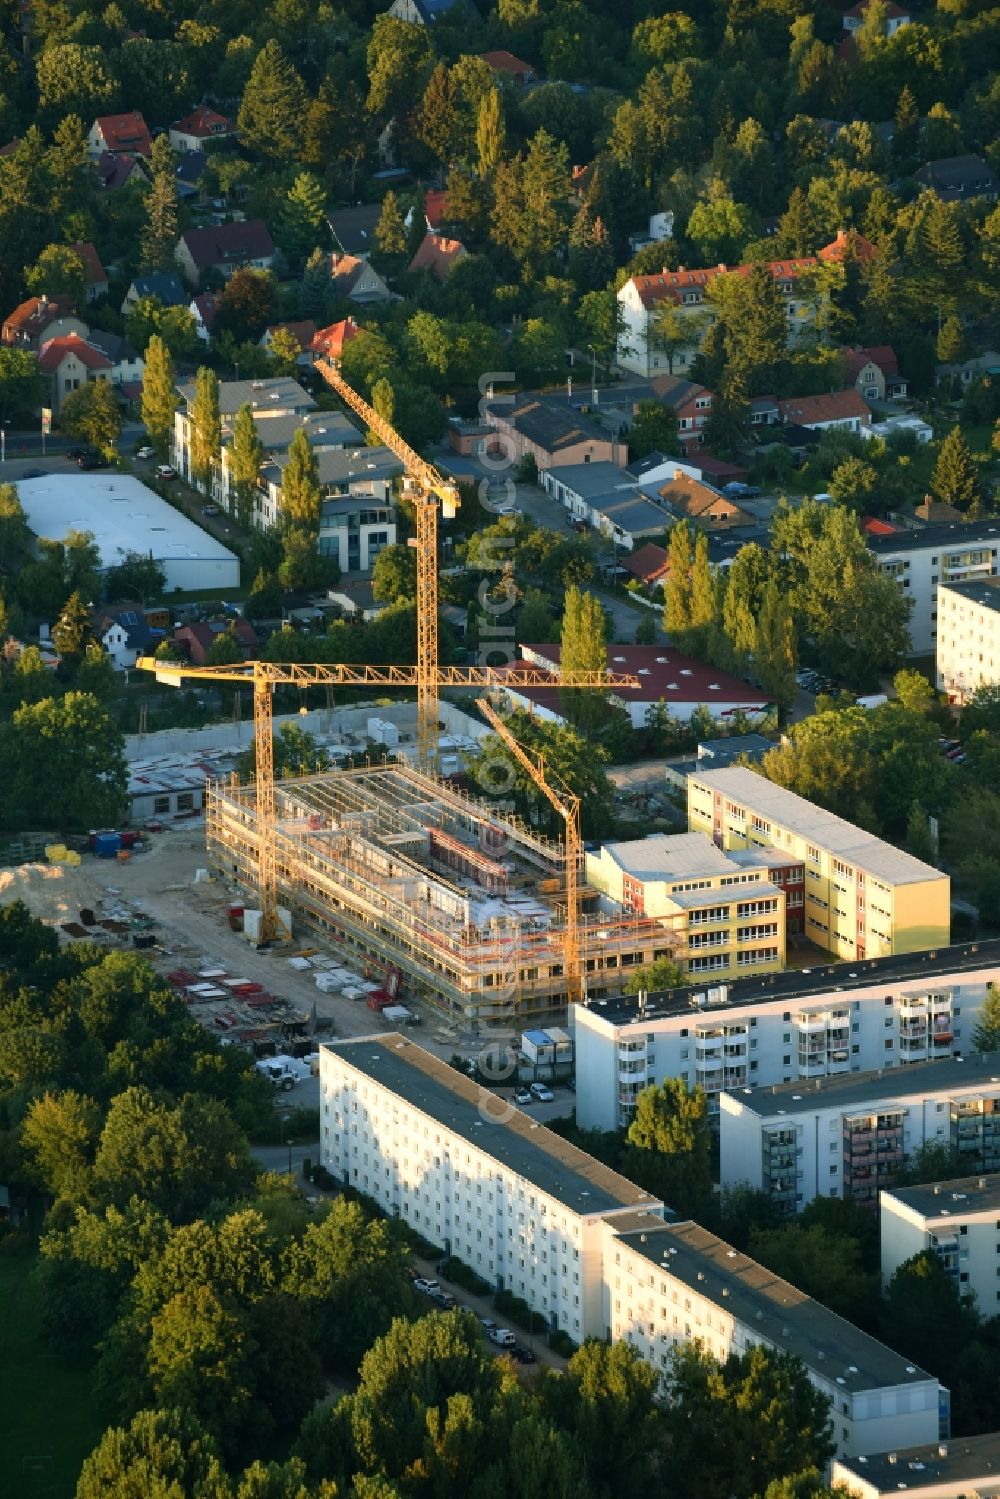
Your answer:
880;1175;1000;1316
720;1054;1000;1215
935;577;1000;703
868;521;1000;656
573;944;1000;1133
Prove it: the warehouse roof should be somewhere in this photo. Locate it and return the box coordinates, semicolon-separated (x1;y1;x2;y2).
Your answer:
323;1034;662;1218
689;766;946;886
16;474;238;571
611;1217;936;1396
728;1050;1000;1119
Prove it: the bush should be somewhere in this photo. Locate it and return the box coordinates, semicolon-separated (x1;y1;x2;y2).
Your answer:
249;1105;320;1145
494;1287;547;1334
438;1255;491;1296
548;1328;577;1357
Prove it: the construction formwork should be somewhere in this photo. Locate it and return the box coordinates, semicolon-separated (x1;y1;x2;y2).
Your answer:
206;764;674;1027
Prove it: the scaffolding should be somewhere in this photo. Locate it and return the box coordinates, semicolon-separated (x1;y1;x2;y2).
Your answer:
206;763;676;1026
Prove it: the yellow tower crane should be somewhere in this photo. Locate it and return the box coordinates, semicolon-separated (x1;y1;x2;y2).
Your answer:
475;696;584;1005
138;658;637;945
313;356;459;771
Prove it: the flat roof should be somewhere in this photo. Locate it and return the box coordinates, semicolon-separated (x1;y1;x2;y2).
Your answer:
177;375;315;417
611;1217;935;1394
515;645;768;713
547;461;638;498
262;443;404;489
581;939;1000;1029
882;1173;1000;1220
323;1034;662;1218
834;1432;1000;1494
939;577;1000;613
728;1050;1000;1119
16;474;238;569
867;520;1000;556
599;831;741;882
689;766;946;886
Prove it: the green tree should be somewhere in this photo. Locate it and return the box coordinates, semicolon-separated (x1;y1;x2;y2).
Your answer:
417;60;458;165
0;481;32;567
22;1089;102;1202
3;692;127;830
829;456;878;514
971;983;1000;1053
280;173;327;269
623;957;683;994
755;580;797;710
937;314;968;366
190;366;221;495
629;400;678;461
932;425;980;512
748;1223;878;1324
466;710;615;839
279;428;322;589
0;346;45;423
663;521;692;638
686;193;753;266
299;247;331;320
141;157;179;272
550;1340;660;1494
476;86;504;178
686;530;716;658
559;584;607;731
375;191;407;257
371;543;417;605
650;302;705;377
229;403;264;528
105;553;167;604
140;334;176;458
627;1077;712;1214
25;243;87;307
881;1251;980;1373
366;15;434;121
517;587;557;643
52;589;96;660
237;40;308;160
60;381;122;453
76;1407;227;1499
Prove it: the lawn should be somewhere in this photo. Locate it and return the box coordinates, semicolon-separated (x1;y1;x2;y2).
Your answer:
0;1250;105;1498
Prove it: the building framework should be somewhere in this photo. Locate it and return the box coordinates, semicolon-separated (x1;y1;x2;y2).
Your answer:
206;763;674;1025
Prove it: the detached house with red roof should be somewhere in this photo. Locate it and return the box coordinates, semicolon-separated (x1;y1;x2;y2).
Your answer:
777;390;872;434
175;220;276;287
842;0;910;37
841;345;907;402
409;232;468;282
2;294;87;351
616;231;877;379
87;111;152;159
311;319;361;362
70;242;108;303
168;107;237;154
479;49;535;85
38;333;113;414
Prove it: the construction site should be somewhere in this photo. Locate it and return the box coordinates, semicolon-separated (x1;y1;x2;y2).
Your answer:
206;760;672;1027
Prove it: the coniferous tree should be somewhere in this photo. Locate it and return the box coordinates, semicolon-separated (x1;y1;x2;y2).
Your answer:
932;426;979;512
140;335;175;458
476;86;504;177
299;248;331;319
52;590;95;659
971;983;1000;1052
417;60;458;166
375;191;407;257
190;366;221;496
237;40;308;160
937;315;968;366
280;174;327;269
140;137;178;271
229;403;264;527
664;522;692;639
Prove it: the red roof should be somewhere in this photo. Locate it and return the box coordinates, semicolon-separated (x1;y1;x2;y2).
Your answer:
94;111;152;157
778;390;871;426
625;232;876;312
423;189;450;229
695;454;747;482
38;334;112;372
479;49;534;76
171;106;235;138
817;228;877;263
2;293;76;338
178;220;275;270
861;516;900;536
409;232;467;281
622;543;669;583
842;344;899;381
508;644;769;714
311;318;360;360
70;241;107;288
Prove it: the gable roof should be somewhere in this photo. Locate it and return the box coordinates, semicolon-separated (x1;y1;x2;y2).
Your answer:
479;49;533;76
190;293;220;330
486;394;616;455
262;320;317;352
94;604;155;649
93;111;152;157
658;474;750;528
842;343;899;380
647;373;712;412
171;106;235;138
178;220;275;270
85;329;140;365
409;231;467;280
621;542;669;583
777;389;871;425
96;151;143;190
330;254;372;295
38;333;112;372
914;154;1000;200
70;241;107;289
311;318;360;360
177;618;257;651
129;270;187;306
2;293;76;338
817;228;878;263
624;232;876;313
860;516;900;537
327;204;383;256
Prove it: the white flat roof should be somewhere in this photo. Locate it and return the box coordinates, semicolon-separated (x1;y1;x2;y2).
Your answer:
16;473;239;570
600;831;738;882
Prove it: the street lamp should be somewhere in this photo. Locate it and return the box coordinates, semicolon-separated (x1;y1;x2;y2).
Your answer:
0;422;8;464
586;345;598;405
280;1113;295;1174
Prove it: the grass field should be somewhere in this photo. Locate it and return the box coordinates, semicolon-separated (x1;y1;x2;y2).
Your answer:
0;1250;104;1498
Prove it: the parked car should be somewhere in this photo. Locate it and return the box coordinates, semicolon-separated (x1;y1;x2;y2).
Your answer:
202;504;220;515
65;447;86;460
431;1289;457;1308
514;1087;532;1105
136;445;155;459
479;1316;496;1332
487;1327;516;1347
413;1278;440;1296
77;451;106;470
510;1345;537;1364
530;1082;554;1102
155;465;176;480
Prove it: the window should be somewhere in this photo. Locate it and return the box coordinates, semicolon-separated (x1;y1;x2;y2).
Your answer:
153;796;169;814
176;792;194;811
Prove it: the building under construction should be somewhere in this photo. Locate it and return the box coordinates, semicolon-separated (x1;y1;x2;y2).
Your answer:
206;763;673;1027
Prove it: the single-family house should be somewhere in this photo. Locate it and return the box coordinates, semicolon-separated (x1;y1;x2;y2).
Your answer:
483;393;627;471
937;350;1000;388
749;394;781;428
175;220;276;288
627;211;675;257
329;254;392;304
644;374;713;449
122;271;188;315
311;318;361;362
408;232;468;281
174;618;258;665
842;345;907;401
914;155;1000;204
174;151;209;202
190;293;221;344
422;189;450;231
70;242;108;303
657;472;753;531
38;333;113;414
389;0;463;22
479;49;535;85
84;330;144;390
1;294;86;351
621;542;669;589
87;111;152;159
777;390;872;433
327;205;383;260
168;106;238;154
95;152;146;191
842;0;910;35
92;605;159;669
260;321;318;367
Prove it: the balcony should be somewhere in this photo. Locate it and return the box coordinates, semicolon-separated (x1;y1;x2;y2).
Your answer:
797;1016;827;1033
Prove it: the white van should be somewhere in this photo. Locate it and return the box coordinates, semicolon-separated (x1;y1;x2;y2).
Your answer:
487;1327;516;1347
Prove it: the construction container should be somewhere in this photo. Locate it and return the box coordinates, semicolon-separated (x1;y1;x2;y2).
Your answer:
119;830;139;849
244;909;263;942
94;832;121;858
132;933;156;949
367;716;400;749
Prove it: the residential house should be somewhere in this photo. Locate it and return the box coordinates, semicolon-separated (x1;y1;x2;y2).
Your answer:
909;497;965;527
70;242;108;303
831;1434;1000;1499
388;0;462;21
84;330;145;394
175;220;276;288
168;106;238;154
87;111;152;159
173;375;315;485
174;151;209;203
95;152;146;191
327;204;383;260
408;232;468;281
938;350;1000;388
842;0;910;35
421;188;449;231
479;49;535;85
915;154;1000;204
627;210;675;256
326;579;386;620
257;444;402;570
92;604;159;669
329;253;393;304
657;471;753;531
121;271;187;315
483;393;627;471
37;333;112;413
190;293;220;344
616;231;877;378
216;408;361;513
311;318;361;362
750;394;781;429
936;576;1000;703
505;643;770;729
777;390;872;433
868;519;1000;655
260;321;318;368
881;1175;1000;1319
841;345;907;401
644;374;713;449
174;617;258;665
621;541;669;589
1;294;86;351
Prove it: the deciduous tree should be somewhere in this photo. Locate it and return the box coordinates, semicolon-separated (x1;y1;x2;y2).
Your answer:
190;366;221;495
60;380;122;452
140;334;176;457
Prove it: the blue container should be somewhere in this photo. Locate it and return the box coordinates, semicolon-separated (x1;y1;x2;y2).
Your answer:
94;832;122;858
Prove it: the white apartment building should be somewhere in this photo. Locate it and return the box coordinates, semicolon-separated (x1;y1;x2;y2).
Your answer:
881;1174;1000;1316
574;942;1000;1132
172;376;316;488
831;1433;1000;1499
605;1215;944;1458
868;521;1000;656
319;1034;665;1343
721;1054;1000;1214
257;444;402;572
935;577;1000;703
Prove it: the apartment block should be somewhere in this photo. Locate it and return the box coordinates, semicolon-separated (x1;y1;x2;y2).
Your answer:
585;832;795;983
935;577;1000;703
881;1174;1000;1315
868;520;1000;656
832;1433;1000;1499
573;940;1000;1133
687;767;950;961
720;1054;1000;1214
172;376;315;487
319;1034;664;1343
603;1216;943;1458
